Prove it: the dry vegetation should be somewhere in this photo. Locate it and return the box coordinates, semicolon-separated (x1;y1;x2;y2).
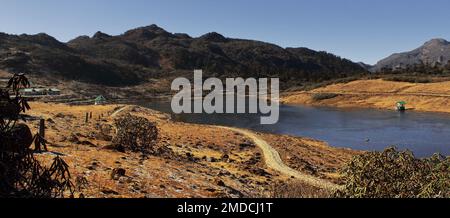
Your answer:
312;93;339;101
336;147;450;198
19;101;355;198
0;74;74;198
261;134;361;185
112;114;158;154
269;181;332;198
4;73;450;198
283;79;450;113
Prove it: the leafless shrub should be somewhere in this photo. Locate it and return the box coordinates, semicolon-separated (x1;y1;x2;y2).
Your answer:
383;75;432;83
0;73;74;198
75;175;89;192
335;147;450;198
312;93;339;101
112;114;158;154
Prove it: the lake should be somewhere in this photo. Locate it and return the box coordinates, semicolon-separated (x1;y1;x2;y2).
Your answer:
139;100;450;157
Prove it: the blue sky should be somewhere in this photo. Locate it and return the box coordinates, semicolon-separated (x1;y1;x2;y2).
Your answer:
1;0;449;64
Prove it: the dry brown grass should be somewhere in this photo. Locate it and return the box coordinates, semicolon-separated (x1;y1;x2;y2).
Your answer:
22;102;356;198
269;181;332;198
282;79;450;113
0;70;12;78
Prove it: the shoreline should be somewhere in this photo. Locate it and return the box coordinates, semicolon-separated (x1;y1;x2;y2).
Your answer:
283;99;450;116
281;79;450;114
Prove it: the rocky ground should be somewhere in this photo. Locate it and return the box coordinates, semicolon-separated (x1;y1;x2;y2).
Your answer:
23;102;357;198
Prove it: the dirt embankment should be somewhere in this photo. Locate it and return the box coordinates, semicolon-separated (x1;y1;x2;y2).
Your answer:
25;102;356;198
282;79;450;113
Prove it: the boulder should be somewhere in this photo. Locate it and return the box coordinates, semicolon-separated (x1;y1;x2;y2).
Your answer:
111;168;126;180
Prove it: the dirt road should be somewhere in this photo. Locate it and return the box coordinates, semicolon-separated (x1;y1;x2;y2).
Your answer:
111;104;341;190
110;105;129;117
220;126;341;191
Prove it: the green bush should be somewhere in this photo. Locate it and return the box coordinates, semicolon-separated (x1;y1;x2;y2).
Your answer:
312;93;339;101
335;147;450;198
383;76;432;83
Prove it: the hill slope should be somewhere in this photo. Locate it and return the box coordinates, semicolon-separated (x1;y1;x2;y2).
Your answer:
282;78;450;114
1;25;367;87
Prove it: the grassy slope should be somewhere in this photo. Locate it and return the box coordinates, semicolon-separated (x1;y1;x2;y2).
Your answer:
282;79;450;113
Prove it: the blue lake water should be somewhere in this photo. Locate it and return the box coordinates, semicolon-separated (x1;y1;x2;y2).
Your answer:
140;100;450;157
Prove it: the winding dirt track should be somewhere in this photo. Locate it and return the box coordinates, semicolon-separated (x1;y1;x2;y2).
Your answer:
220;126;341;191
110;105;129;117
111;105;341;190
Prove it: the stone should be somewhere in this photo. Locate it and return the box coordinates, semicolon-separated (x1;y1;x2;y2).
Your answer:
221;154;230;160
111;168;126;180
101;188;119;195
217;180;226;187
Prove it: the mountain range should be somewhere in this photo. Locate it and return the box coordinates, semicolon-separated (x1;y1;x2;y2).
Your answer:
372;38;450;72
0;24;366;87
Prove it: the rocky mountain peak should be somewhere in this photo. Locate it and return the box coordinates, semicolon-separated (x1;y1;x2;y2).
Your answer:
92;31;112;40
122;24;172;40
423;38;449;47
372;38;450;72
199;32;228;42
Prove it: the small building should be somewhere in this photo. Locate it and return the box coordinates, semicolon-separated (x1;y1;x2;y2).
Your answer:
396;101;406;111
19;88;46;96
95;95;107;105
19;88;61;96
